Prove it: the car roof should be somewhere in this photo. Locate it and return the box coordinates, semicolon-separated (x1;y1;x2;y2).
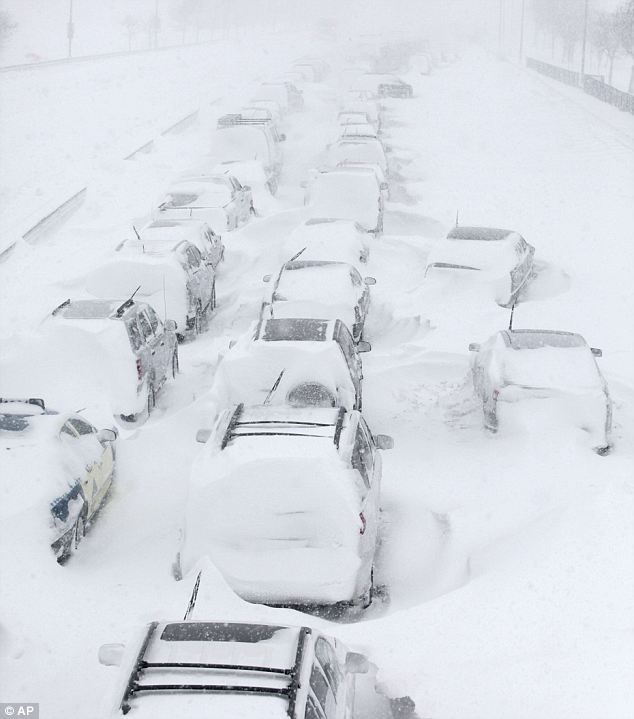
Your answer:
116;238;189;256
51;298;147;321
119;621;310;717
500;329;587;350
142;219;210;239
256;318;336;342
447;226;516;242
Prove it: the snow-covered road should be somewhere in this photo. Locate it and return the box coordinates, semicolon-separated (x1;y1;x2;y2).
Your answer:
1;40;633;719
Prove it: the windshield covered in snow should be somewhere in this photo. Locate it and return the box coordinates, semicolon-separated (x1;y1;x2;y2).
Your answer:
160;622;286;643
261;318;330;342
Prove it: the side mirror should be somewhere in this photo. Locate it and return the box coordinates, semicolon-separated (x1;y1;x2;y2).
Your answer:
98;643;125;667
374;434;394;450
97;428;117;443
344;651;369;674
364;277;377;285
196;428;212;444
279;133;287;142
228;339;237;349
165;319;177;332
591;347;602;357
242;185;251;192
262;274;272;283
357;340;372;353
468;342;480;352
380;182;388;191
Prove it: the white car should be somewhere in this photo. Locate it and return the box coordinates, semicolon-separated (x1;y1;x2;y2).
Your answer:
340;124;379;140
0;398;116;562
211;317;369;412
337;110;375;128
305;169;384;234
177;405;393;606
468;329;612;453
325;139;388;177
261;260;375;343
87;238;216;341
425;226;535;307
210;125;280;179
339;97;382;128
138;219;224;269
98;620;368;718
155;177;252;232
247;99;283;125
283;218;370;269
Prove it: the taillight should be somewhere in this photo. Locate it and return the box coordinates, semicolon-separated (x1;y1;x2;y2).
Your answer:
359;512;366;535
136;358;143;381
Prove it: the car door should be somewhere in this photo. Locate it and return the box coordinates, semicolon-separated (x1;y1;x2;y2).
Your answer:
137;308;165;387
59;418;108;519
145;305;173;374
309;660;338;718
314;637;349;718
204;226;223;267
335;321;362;409
349;267;370;322
185;246;213;311
351;417;380;557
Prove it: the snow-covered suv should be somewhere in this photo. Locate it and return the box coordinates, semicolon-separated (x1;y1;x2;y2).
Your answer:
49;298;178;421
98;620;369;718
177;405;393;606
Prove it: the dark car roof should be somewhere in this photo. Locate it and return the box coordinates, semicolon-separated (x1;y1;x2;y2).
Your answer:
447;226;515;242
501;329;587;350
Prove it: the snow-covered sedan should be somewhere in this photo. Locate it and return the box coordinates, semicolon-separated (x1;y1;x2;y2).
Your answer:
425;226;535;307
155;175;253;231
0;398;117;562
305;169;384;234
210;124;280;184
212;317;370;412
468;329;612;453
177;405;393;606
98;620;368;718
139;219;224;269
283;218;370;269
325;139;388;178
87;237;216;341
352;73;413;98
261;260;375;343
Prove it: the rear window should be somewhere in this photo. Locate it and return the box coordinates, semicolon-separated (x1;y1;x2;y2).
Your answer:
507;331;585;350
160;622;285;643
262;319;329;342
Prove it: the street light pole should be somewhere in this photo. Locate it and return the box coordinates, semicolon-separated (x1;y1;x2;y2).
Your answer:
519;0;526;63
580;0;589;80
154;0;160;49
67;0;74;58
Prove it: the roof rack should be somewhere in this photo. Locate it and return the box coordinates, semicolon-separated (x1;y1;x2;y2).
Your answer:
217;113;270;128
120;623;311;717
0;397;45;410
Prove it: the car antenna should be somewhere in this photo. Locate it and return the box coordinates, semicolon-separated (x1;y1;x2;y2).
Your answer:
508;302;516;330
264;369;285;405
183;571;202;621
115;285;142;317
132;225;141;241
455;209;459;227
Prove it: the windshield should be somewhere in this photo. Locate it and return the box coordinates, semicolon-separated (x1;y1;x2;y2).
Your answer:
261;318;329;342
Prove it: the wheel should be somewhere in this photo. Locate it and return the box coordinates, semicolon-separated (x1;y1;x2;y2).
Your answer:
74;515;85;551
171;351;179;379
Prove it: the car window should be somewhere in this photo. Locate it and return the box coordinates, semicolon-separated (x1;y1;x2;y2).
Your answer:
352;420;374;488
315;637;343;696
310;663;336;717
67;418;96;436
126;318;143;351
137;311;154;340
335;322;358;376
59;421;77;438
305;695;327;719
186;247;202;269
205;228;218;249
349;267;363;287
145;305;162;334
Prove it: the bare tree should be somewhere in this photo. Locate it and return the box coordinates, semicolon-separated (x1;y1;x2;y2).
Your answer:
591;11;622;84
615;0;634;92
121;15;140;52
0;10;17;49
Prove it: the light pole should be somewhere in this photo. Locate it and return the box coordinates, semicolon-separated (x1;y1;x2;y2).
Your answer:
518;0;526;63
153;0;160;49
67;0;74;58
580;0;589;80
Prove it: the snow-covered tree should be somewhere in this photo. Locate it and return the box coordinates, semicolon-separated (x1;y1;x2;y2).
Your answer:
591;10;622;84
615;0;634;92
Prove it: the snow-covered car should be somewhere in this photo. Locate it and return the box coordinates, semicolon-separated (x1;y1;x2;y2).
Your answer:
294;56;330;81
283;218;370;269
305;169;384;234
177;405;393;605
47;298;178;421
87;238;216;341
155;176;253;231
212;317;370;412
0;398;117;562
325;139;388;177
210;125;280;180
337;110;375;129
138;219;224;269
340;123;379;140
247;99;283;125
98;620;368;718
254;81;303;111
334;161;389;200
339;97;382;128
468;329;612;453
424;226;535;307
261;260;375;343
353;73;413;98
